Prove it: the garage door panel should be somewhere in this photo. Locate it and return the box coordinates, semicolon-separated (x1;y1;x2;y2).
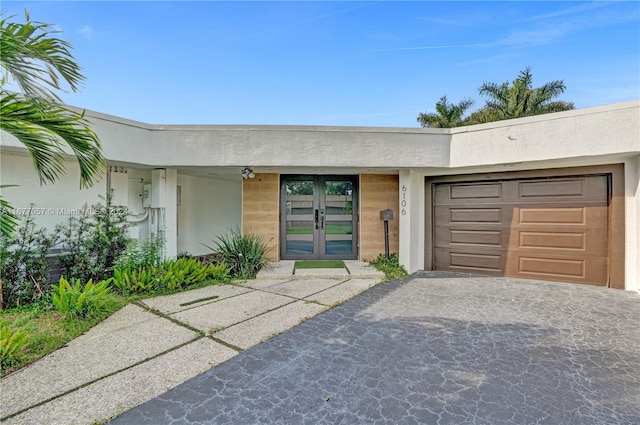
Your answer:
433;175;609;286
435;224;509;249
515;228;607;255
518;207;586;225
448;207;502;223
517;178;608;203
450;230;502;246
508;256;608;285
449;183;503;200
435;249;504;273
518;232;585;250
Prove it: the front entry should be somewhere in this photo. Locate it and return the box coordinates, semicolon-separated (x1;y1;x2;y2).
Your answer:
280;175;358;260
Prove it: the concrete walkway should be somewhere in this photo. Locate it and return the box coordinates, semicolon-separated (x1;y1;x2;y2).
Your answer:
0;261;383;425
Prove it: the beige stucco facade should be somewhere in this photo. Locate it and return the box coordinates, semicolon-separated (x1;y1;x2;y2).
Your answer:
1;101;639;290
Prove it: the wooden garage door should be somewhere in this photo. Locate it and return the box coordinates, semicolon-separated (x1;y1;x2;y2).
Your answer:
433;175;609;285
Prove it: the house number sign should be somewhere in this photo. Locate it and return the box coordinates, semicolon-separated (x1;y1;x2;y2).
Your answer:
401;185;407;215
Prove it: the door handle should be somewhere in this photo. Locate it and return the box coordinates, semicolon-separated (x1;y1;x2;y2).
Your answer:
314;209;319;229
320;209;325;230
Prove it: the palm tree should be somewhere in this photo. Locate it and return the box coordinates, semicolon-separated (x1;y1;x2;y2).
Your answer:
0;12;103;236
476;67;574;122
417;96;474;128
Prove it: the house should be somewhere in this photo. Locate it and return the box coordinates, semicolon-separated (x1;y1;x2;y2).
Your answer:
1;100;639;291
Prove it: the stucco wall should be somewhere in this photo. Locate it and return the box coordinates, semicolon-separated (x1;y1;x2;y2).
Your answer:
0;151;107;232
449;101;639;168
359;174;399;261
242;173;279;261
177;175;242;256
625;156;640;292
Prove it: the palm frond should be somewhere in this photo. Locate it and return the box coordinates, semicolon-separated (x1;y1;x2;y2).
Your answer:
0;91;104;187
0;191;19;238
0;11;84;101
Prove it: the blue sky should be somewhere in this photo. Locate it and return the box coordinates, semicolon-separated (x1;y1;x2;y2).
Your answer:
3;1;639;127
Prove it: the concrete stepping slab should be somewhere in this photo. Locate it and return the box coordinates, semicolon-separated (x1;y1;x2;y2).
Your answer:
3;338;237;425
294;268;350;278
170;291;293;333
256;261;295;279
141;284;251;314
236;279;293;290
255;278;345;299
304;279;380;306
344;260;385;279
1;304;197;418
214;301;329;350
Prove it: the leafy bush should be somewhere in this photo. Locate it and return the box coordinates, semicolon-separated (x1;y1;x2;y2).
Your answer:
205;228;269;279
112;266;156;294
115;232;165;271
369;253;408;281
56;192;129;283
112;258;228;295
1;322;28;372
51;276;114;318
0;209;58;309
159;257;227;290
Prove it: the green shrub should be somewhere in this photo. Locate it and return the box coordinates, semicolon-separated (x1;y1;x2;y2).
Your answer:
113;258;228;295
112;266;156;294
0;209;58;309
56;192;129;283
51;276;114;318
205;228;269;279
369;253;408;281
0;322;28;372
115;232;165;271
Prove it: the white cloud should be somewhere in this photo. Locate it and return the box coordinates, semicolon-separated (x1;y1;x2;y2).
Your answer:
78;25;94;40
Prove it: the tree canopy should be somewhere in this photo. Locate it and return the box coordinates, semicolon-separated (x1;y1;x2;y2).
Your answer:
417;96;474;128
417;67;575;128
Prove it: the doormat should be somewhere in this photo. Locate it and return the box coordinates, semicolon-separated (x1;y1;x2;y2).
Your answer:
294;260;346;270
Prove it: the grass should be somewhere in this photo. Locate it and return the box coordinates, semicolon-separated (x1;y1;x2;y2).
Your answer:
369;253;408;281
294;260;346;270
1;297;126;376
0;278;227;377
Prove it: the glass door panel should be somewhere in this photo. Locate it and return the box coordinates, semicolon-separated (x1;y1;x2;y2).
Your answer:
322;180;354;257
284;180;316;256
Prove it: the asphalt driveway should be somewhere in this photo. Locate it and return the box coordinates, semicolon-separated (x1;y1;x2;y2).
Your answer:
109;273;640;425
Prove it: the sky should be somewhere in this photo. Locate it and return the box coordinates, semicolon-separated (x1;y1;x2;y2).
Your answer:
3;1;639;127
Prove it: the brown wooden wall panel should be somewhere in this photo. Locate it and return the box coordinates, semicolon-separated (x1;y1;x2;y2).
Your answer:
359;174;399;261
243;173;280;261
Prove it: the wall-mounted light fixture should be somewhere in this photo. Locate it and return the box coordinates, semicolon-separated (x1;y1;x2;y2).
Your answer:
241;167;255;180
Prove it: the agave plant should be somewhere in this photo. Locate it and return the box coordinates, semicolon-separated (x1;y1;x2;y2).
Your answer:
204;228;269;279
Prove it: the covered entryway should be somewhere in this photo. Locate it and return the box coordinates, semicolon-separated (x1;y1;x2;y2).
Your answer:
433;174;612;285
280;175;358;260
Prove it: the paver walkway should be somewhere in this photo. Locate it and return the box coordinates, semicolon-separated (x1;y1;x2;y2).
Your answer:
108;273;640;425
0;261;383;425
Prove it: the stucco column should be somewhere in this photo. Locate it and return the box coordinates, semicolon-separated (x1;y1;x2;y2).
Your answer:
163;168;178;259
398;169;425;273
625;157;640;291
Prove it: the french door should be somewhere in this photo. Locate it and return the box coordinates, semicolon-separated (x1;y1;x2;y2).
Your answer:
280;175;358;260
